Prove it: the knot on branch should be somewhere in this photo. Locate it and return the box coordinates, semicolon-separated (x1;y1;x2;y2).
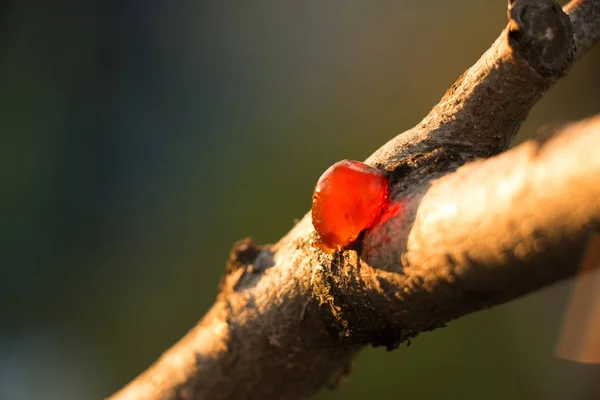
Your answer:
218;238;274;298
508;0;575;77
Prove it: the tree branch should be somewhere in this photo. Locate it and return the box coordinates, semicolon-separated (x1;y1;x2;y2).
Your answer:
565;0;600;59
109;1;600;399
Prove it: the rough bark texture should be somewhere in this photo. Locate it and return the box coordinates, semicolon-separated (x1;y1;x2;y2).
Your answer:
109;1;600;399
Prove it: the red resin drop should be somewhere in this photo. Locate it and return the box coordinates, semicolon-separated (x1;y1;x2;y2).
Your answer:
311;160;388;253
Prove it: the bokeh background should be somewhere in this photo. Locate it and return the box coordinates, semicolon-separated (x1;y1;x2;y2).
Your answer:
2;1;600;399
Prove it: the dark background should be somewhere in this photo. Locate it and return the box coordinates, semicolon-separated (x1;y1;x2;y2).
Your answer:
2;1;600;399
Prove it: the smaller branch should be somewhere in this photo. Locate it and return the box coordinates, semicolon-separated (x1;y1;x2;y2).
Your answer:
367;0;577;171
565;0;600;59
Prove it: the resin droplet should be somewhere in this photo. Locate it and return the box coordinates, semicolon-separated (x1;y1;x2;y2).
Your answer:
311;160;388;253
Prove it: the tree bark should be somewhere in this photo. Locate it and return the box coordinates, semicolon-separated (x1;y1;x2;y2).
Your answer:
109;1;600;399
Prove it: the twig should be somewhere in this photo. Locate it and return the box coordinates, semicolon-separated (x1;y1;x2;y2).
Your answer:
565;0;600;59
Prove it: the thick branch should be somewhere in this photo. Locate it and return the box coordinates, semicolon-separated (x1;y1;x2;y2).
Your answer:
109;1;600;399
360;116;600;335
111;115;600;400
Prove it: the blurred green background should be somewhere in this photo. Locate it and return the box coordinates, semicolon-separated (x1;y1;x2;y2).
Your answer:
2;1;600;399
